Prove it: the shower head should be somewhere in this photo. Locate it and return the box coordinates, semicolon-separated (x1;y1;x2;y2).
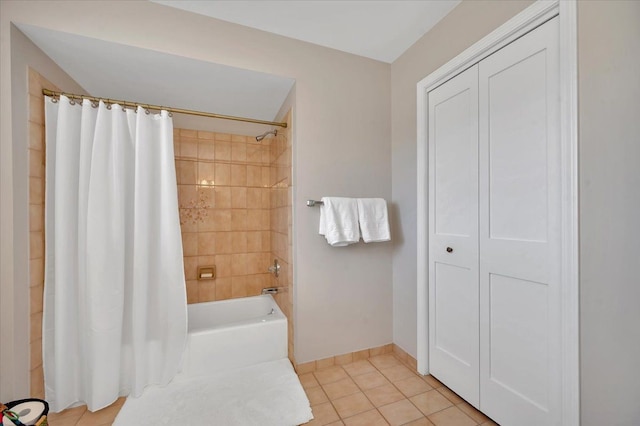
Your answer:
255;129;277;142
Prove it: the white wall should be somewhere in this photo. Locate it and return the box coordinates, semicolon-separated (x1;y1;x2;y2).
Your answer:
390;0;533;357
578;1;640;424
0;0;392;395
0;23;86;401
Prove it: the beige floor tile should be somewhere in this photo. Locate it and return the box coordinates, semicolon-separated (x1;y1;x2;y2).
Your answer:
326;421;345;426
369;354;402;370
343;409;390;426
456;402;490;424
332;392;374;418
394;376;433;397
342;360;378;377
423;375;445;389
379;365;416;382
47;405;87;425
409;390;453;416
427;406;476;426
403;417;436;426
75;398;124;426
436;387;464;405
314;366;349;385
300;372;321;389
352;371;390;390
323;377;361;400
306;386;330;405
363;383;405;407
481;419;499;425
308;402;340;425
377;399;424;426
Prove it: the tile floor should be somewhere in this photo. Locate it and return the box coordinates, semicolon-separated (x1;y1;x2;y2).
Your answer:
299;354;497;426
46;353;498;426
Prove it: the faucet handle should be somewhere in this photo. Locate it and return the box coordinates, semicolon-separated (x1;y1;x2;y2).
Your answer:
268;259;281;277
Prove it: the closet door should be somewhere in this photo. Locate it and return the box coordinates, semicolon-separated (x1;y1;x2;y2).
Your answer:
478;17;560;426
428;65;479;407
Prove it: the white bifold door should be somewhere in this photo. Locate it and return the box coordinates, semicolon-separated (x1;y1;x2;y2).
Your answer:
428;17;561;426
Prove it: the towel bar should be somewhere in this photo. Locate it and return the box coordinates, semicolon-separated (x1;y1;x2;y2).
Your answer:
306;200;324;207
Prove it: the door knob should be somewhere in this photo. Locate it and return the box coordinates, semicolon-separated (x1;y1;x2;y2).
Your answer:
446;247;453;253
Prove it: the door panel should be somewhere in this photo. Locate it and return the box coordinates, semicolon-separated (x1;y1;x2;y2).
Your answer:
487;47;548;242
479;17;561;426
428;64;479;408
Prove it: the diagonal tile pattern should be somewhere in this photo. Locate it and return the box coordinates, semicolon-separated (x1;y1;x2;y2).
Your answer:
301;354;499;426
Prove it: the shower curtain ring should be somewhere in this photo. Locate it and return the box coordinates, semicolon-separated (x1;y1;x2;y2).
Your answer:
51;97;58;103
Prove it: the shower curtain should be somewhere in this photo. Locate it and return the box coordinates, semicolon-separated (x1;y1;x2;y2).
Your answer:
43;96;187;412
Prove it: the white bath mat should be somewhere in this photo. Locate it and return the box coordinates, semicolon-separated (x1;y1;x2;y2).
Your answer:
113;358;313;426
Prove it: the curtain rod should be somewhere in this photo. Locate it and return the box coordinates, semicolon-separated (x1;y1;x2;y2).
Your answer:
42;89;288;128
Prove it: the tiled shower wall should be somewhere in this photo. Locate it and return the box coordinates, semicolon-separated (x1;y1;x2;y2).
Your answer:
175;129;274;303
268;110;294;362
27;68;56;399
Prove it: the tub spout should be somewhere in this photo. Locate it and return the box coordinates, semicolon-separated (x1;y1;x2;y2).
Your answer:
262;287;278;295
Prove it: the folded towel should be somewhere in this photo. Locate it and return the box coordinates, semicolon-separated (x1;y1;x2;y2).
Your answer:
319;197;360;246
357;198;391;243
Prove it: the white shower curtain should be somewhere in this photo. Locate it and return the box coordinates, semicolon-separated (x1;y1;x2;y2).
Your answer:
43;96;187;412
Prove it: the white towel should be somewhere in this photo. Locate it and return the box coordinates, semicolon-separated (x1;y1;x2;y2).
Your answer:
357;198;391;243
319;197;360;246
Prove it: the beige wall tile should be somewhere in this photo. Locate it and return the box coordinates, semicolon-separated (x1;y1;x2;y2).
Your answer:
185;280;199;304
182;232;198;256
231;187;247;208
231;231;248;253
198;162;215;184
30;337;42;370
231;209;247;230
29;258;44;287
181;138;198;159
29;95;44;125
215;254;232;278
215;133;231;142
197;141;215;160
197;232;216;255
30;285;43;315
215;141;231;161
231;253;248;276
231;276;248;298
29;232;43;259
198;281;216;302
215;277;232;300
215;232;233;254
231;142;247;162
181;129;197;138
197;130;214;140
230;164;247;186
29;177;43;204
30;365;44;399
215;186;231;208
215;163;230;186
29;122;44;150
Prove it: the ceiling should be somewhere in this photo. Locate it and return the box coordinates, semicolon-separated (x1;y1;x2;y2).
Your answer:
151;0;461;63
18;24;295;130
17;1;460;133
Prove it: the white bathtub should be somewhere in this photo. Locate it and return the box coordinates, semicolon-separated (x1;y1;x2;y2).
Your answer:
181;294;288;377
